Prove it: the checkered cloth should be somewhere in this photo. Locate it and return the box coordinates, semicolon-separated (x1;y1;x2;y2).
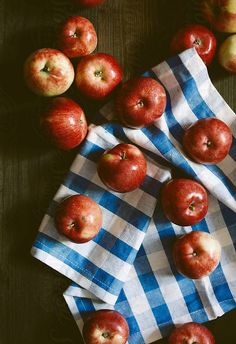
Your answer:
32;48;236;343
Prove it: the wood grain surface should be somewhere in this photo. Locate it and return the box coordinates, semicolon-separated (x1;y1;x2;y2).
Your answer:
0;0;236;343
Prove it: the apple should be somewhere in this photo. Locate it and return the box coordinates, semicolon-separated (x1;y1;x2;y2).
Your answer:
24;48;74;97
173;231;221;279
201;0;236;33
97;143;147;193
40;97;88;150
169;322;216;344
183;118;232;164
219;34;236;73
58;16;97;58
73;0;106;7
115;76;166;128
161;179;208;226
55;195;102;243
170;24;216;65
82;310;129;344
75;53;123;101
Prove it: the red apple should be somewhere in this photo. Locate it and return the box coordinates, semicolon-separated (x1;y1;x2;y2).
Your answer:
24;48;74;96
40;97;87;150
83;310;129;344
169;322;215;344
73;0;106;7
170;24;216;65
161;179;208;226
173;231;221;279
75;53;123;101
115;76;166;128
201;0;236;33
97;143;147;193
183;118;232;164
58;16;97;58
55;195;102;243
219;34;236;73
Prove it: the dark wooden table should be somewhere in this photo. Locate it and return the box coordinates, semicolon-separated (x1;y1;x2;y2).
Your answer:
1;0;236;343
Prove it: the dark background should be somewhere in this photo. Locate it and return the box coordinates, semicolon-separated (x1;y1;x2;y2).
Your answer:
1;0;236;343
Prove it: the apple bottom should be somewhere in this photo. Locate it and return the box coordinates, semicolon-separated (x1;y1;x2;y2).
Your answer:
58;16;97;58
54;195;102;243
75;53;123;101
183;118;232;164
161;179;208;227
24;48;74;97
173;231;221;279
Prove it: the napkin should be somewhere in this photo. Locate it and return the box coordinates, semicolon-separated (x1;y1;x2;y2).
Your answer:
32;48;236;343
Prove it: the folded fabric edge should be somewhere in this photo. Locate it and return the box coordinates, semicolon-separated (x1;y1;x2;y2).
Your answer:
30;246;118;305
64;285;99;299
179;48;236;126
63;294;84;335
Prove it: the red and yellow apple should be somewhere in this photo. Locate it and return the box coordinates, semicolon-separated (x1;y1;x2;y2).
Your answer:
173;231;221;279
201;0;236;33
24;48;74;97
97;143;147;193
219;34;236;73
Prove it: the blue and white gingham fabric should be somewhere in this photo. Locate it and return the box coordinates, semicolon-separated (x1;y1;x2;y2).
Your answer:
32;48;236;343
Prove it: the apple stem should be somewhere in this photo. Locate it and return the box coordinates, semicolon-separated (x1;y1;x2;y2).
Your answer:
69;221;79;230
205;140;212;148
182;337;199;344
94;70;103;78
41;65;50;73
137;99;144;107
102;332;110;339
193;38;201;46
189;203;195;211
71;32;78;38
120;151;127;160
